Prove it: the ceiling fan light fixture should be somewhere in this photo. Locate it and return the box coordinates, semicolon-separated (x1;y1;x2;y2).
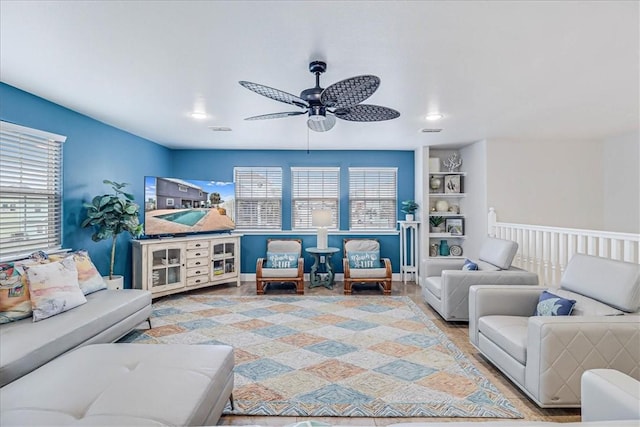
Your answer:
191;112;207;119
425;113;443;121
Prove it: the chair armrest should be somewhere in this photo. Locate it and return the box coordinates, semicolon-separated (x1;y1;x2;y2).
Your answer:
382;258;392;277
256;258;265;278
582;369;640;422
525;316;640;406
423;258;466;277
343;258;351;278
469;285;546;346
297;258;304;276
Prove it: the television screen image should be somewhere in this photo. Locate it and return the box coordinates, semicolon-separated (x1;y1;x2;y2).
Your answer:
144;177;235;236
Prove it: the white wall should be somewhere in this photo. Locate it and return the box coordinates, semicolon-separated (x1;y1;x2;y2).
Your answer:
486;139;604;230
460;140;488;258
603;131;640;233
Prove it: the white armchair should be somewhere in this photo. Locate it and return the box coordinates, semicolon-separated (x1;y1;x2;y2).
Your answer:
469;253;640;408
422;237;538;321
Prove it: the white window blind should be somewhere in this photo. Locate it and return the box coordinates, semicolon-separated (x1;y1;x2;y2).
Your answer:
349;167;397;230
234;167;282;229
291;167;339;230
0;121;66;259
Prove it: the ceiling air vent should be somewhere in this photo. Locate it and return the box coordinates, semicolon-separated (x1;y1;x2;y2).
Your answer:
208;126;232;132
421;128;442;133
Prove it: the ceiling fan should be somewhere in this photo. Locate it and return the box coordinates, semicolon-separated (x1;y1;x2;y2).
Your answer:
239;61;400;132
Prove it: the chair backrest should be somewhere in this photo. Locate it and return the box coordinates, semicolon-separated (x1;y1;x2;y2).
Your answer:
560;254;640;313
478;238;519;270
344;238;380;257
266;239;302;256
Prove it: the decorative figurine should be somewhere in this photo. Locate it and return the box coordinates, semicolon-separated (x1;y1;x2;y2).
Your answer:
443;153;462;172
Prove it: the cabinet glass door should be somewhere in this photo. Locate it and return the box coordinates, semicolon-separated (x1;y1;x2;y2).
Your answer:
212;240;235;278
150;245;184;290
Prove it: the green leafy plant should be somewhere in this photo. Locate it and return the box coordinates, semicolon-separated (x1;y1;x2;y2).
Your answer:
401;200;419;214
429;216;445;227
81;180;143;279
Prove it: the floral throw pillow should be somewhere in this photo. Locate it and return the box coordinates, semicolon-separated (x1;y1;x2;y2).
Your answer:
49;250;106;295
0;263;32;323
24;256;87;322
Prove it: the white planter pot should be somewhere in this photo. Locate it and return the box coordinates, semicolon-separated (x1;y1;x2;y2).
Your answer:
103;275;124;290
405;214;414;221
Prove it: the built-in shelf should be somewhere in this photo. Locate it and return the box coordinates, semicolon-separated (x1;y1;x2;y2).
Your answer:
429;213;465;217
430;233;467;239
429;172;467;176
429;193;466;197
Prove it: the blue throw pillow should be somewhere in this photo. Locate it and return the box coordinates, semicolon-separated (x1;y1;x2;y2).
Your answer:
462;259;478;271
348;251;380;269
534;291;577;316
265;252;298;269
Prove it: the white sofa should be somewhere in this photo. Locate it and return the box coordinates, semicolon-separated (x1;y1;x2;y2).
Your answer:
0;288;152;387
423;238;538;321
469;254;640;407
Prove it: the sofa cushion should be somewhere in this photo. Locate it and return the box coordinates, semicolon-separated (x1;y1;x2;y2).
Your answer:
478;238;518;270
425;276;442;298
478;315;529;365
349;268;388;279
560;254;640;313
0;289;151;387
553;289;625;316
49;250;107;295
476;260;501;272
261;268;300;278
534;290;576;316
0;263;31;324
24;257;87;322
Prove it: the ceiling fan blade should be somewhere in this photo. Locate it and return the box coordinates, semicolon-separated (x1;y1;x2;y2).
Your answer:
320;75;380;108
334;104;400;122
239;81;308;108
307;113;336;132
245;111;307;121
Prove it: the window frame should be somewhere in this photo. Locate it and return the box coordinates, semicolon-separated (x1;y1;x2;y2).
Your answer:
291;167;340;230
0;121;66;260
348;167;398;231
233;166;283;230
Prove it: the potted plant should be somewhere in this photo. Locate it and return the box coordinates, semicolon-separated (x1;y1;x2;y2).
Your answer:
401;200;419;221
429;216;445;233
81;180;143;289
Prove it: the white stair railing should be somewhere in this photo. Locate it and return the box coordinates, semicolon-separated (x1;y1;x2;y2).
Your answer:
488;207;640;286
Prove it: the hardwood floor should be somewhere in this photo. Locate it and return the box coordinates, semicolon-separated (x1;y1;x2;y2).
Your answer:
160;280;581;425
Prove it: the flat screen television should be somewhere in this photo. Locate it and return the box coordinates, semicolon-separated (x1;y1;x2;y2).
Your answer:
143;176;235;237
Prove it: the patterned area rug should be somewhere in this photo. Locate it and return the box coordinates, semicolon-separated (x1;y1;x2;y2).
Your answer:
119;295;522;418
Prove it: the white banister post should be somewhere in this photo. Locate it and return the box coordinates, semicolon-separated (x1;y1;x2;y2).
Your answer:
488;207;497;237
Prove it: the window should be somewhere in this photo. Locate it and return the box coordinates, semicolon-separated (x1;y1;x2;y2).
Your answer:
234;167;282;229
0;121;66;259
291;167;339;229
178;185;188;192
349;167;397;230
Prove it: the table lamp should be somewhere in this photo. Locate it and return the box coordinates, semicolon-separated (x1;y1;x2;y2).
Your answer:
312;209;332;250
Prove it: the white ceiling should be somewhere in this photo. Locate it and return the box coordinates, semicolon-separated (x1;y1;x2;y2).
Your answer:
1;1;638;150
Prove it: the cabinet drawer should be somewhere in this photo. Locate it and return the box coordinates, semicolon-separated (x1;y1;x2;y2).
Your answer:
186;275;209;287
186;258;208;268
186;241;209;250
187;266;208;277
187;248;209;259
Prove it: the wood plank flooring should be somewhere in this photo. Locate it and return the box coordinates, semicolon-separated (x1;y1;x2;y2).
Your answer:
155;280;581;426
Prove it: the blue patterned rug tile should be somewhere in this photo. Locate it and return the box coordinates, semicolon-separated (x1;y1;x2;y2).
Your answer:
178;318;219;330
254;324;299;339
357;304;393;313
336;319;378;331
152;307;183;317
396;333;441;348
297;384;374;404
305;340;359;357
240;308;277;318
374;359;438;382
235;358;294;381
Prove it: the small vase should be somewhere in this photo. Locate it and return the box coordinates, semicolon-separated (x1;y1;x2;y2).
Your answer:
429;244;439;257
435;200;449;212
430;176;442;190
439;240;449;256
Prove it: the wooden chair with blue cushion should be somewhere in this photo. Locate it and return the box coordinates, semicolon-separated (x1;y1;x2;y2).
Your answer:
343;238;392;295
256;238;304;295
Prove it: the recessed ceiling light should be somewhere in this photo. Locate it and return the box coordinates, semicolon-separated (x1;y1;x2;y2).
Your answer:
208;126;232;132
191;112;207;119
425;113;443;121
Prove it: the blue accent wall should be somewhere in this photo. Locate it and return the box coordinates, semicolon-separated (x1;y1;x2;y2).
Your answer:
170;149;414;273
0;83;172;286
1;82;415;282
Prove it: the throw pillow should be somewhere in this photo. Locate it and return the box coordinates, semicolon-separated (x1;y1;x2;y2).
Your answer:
0;263;32;323
24;256;87;322
534;290;577;316
265;252;299;268
462;259;479;271
348;251;380;269
49;250;107;295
